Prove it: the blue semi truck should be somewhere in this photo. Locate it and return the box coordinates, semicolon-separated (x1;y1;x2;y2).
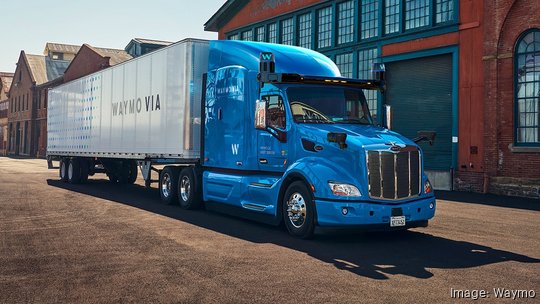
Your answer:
47;39;436;238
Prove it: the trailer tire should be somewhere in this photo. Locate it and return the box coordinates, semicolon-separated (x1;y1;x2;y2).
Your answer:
59;158;69;182
68;158;82;184
107;173;119;183
127;160;138;184
80;159;89;184
160;166;179;205
282;181;315;239
177;167;202;210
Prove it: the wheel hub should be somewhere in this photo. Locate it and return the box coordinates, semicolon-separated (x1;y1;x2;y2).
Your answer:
286;192;306;228
68;163;73;180
161;173;171;198
180;176;190;202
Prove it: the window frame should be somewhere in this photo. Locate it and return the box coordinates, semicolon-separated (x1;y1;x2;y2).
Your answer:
263;94;287;130
514;28;540;147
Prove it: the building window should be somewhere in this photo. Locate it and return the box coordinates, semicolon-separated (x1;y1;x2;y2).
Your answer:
337;1;355;45
361;0;379;39
22;94;25;111
385;0;400;34
241;30;253;41
268;23;277;43
228;34;239;40
26;93;29;110
435;0;454;23
358;48;379;118
298;13;312;49
281;18;294;45
335;53;353;78
317;7;333;49
51;52;64;60
256;26;266;42
405;0;430;30
515;29;540;145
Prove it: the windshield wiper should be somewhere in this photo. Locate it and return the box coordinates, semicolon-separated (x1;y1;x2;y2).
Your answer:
296;118;335;124
336;118;371;125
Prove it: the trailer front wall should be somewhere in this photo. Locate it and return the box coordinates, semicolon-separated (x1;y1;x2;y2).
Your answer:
47;39;209;159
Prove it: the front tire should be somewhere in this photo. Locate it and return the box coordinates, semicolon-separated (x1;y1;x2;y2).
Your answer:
283;181;315;239
177;167;202;210
160;166;179;205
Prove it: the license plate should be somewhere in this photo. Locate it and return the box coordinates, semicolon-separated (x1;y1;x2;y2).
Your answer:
390;216;406;227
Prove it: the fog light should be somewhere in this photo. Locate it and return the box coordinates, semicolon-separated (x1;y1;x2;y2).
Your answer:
342;207;349;215
429;202;434;209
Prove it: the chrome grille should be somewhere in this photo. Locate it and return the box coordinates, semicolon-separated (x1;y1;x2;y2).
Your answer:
367;148;421;200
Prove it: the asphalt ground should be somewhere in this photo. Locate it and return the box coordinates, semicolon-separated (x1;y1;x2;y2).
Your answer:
0;157;538;303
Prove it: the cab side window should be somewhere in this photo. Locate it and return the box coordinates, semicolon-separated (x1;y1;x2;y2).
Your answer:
264;95;286;129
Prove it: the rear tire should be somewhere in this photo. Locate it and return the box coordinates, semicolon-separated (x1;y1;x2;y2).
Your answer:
80;159;89;184
68;158;82;184
177;167;202;210
127;160;138;184
59;158;69;182
160;166;179;205
282;181;315;239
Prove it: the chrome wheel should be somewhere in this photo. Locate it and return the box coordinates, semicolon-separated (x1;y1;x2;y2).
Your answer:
286;192;306;228
60;161;66;179
180;176;191;202
161;173;172;198
68;162;74;180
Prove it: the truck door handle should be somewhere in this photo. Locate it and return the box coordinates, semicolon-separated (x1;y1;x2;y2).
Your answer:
259;158;268;164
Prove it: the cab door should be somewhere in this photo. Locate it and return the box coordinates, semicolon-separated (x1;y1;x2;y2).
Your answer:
257;91;289;172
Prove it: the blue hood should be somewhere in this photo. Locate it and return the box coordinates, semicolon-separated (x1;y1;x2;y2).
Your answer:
300;124;417;149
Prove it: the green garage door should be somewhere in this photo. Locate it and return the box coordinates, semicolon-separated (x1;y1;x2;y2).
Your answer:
386;54;453;189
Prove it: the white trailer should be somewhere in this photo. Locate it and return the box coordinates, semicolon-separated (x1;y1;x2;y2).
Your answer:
47;38;209;160
47;39;209;186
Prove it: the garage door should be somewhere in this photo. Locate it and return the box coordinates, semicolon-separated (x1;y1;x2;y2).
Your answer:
385;54;453;190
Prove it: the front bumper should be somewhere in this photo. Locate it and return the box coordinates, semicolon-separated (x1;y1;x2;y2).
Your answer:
315;196;436;227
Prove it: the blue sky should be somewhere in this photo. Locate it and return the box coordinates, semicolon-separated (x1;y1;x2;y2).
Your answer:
0;0;226;71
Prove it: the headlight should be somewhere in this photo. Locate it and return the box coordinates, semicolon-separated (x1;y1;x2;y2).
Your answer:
424;179;433;194
328;182;361;197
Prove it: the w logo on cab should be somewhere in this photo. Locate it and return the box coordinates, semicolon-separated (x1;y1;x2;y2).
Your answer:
231;144;239;155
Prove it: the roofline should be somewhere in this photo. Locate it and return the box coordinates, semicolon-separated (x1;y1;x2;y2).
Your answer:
62;44;110;77
133;38;173;44
204;0;249;32
35;75;64;89
43;42;81;54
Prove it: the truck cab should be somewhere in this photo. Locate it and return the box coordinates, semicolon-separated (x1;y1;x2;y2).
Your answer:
201;41;435;238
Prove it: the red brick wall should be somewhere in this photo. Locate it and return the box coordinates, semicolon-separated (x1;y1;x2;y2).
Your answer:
483;0;540;180
218;0;326;39
63;45;110;83
7;52;36;155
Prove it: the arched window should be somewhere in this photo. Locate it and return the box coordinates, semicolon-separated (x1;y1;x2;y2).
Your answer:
515;29;540;145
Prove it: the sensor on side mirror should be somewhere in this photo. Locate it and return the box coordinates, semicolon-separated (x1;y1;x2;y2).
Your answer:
414;130;437;146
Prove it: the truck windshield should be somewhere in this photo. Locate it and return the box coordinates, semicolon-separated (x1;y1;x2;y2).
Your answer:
287;86;373;125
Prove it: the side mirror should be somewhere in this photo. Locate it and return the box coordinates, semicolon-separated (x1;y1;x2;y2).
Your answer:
414;130;437;146
255;100;266;130
384;104;392;130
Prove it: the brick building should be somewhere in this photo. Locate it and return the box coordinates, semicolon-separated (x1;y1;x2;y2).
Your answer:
7;49;73;156
205;0;540;197
0;72;14;155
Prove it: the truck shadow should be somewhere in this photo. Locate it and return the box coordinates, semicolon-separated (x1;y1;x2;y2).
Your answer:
47;178;540;280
